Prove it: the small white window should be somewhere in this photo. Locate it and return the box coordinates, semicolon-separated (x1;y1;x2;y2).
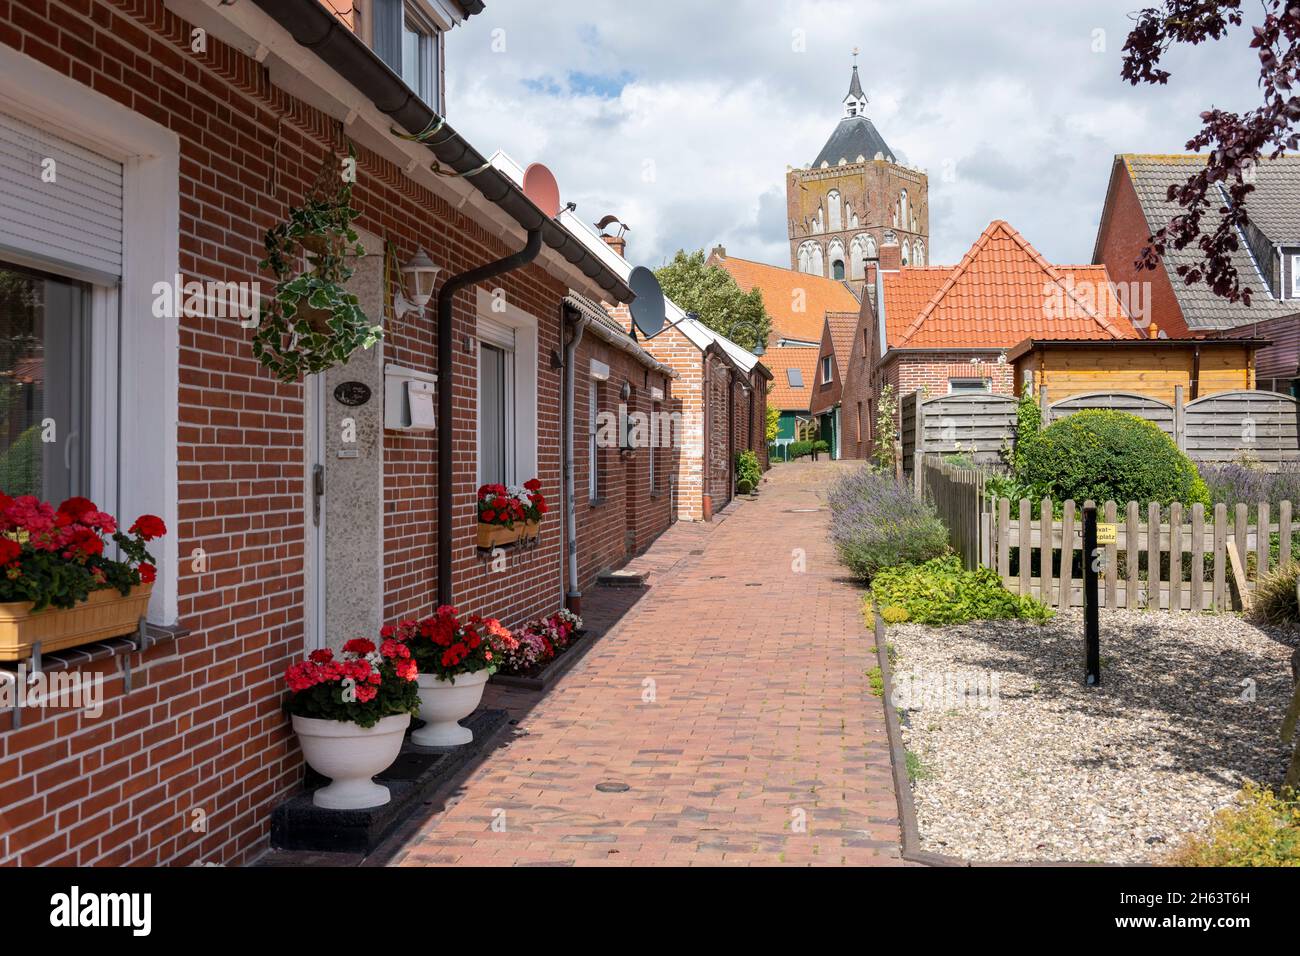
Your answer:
821;356;833;384
401;7;440;110
649;398;658;494
948;377;991;394
1291;254;1300;298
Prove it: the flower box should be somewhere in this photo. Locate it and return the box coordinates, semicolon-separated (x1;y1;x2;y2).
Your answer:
477;522;521;550
523;519;540;541
0;583;152;662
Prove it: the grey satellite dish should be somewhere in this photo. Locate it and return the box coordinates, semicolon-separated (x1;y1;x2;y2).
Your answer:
628;266;666;338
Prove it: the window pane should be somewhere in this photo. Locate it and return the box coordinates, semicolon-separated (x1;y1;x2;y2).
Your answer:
401;20;429;101
0;264;89;501
479;343;506;485
588;381;598;499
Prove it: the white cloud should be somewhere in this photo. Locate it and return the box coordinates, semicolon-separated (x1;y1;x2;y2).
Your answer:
447;0;1262;268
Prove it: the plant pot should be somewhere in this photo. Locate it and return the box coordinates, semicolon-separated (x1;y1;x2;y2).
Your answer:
292;712;410;810
296;303;334;335
477;522;519;549
411;670;489;747
0;583;153;662
299;231;347;259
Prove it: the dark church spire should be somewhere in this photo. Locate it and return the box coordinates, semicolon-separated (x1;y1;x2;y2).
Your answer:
844;53;867;117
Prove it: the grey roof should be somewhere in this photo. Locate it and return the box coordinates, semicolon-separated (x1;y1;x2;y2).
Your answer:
1235;155;1300;240
1121;154;1295;329
813;115;895;168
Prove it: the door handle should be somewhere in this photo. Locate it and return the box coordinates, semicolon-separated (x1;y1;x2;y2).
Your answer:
312;464;325;527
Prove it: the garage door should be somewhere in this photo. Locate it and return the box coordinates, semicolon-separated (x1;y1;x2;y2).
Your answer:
0;108;122;284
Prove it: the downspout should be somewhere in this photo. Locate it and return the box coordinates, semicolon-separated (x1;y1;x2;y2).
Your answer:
436;228;544;606
563;310;589;614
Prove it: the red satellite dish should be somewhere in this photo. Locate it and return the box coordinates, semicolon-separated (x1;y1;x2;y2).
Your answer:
522;163;561;219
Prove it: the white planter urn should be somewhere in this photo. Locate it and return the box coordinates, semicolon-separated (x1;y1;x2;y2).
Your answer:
411;670;489;747
292;713;410;810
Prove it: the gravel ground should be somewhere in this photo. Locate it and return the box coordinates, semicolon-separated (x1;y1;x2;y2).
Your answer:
889;609;1299;864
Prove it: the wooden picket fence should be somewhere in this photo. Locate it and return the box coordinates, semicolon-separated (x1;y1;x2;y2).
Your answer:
988;497;1297;612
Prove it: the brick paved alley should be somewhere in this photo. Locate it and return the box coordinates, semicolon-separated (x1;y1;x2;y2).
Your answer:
383;461;903;866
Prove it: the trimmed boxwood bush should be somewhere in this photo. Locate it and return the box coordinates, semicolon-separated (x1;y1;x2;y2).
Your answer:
1020;409;1210;507
827;466;949;581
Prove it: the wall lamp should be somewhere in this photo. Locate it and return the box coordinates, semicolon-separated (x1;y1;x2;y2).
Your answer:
394;248;441;319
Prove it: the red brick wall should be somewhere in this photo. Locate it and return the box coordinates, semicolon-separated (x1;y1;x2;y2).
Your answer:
835;299;875;460
571;334;676;591
1094;168;1189;338
0;0;642;867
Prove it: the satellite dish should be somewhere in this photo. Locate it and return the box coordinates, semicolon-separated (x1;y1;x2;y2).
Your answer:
522;162;561;219
628;266;666;338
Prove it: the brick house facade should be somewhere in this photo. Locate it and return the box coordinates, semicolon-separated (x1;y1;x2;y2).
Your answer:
496;194;771;522
861;222;1137;457
0;0;678;866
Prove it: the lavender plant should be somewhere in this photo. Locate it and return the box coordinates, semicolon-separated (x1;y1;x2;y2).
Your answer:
827;465;949;582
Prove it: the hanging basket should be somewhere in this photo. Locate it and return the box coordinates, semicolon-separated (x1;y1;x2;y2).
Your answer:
0;584;153;662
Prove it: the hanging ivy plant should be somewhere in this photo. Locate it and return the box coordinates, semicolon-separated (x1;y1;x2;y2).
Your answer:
252;149;383;383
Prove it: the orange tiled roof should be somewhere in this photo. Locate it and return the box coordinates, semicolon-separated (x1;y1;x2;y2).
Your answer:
884;221;1138;349
714;255;861;345
763;346;820;411
825;311;859;366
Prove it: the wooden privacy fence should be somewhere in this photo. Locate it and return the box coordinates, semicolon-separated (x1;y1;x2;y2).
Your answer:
988;497;1297;612
919;454;988;569
902;386;1300;473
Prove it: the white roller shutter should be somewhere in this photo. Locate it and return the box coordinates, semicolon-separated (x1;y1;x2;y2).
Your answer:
0;108;123;284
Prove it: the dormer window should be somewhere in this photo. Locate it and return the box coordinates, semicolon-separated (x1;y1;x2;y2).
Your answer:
375;1;443;112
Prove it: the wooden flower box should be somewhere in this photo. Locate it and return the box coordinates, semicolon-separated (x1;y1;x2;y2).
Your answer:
523;519;541;542
476;522;522;550
0;583;152;662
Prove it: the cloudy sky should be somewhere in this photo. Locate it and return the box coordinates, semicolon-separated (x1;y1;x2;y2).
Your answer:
446;1;1262;269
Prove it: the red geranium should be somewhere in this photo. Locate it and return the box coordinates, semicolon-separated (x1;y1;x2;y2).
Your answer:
129;514;167;541
391;604;497;681
0;491;165;611
284;636;420;728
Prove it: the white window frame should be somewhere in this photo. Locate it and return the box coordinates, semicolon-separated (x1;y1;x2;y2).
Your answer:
1291;254;1300;298
0;46;180;625
475;289;537;488
821;355;833;384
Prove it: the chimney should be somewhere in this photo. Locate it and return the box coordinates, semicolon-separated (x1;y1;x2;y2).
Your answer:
602;233;626;258
595;214;629;258
879;243;902;271
710;244;727;261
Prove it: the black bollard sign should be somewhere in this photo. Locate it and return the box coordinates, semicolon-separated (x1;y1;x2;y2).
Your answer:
1082;503;1101;686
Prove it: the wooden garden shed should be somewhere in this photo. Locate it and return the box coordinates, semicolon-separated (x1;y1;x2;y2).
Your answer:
1008;337;1266;405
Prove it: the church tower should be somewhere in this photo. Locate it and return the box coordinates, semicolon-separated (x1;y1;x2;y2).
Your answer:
787;59;930;289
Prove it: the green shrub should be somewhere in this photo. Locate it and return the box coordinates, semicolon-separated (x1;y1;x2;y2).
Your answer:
735;449;761;490
1171;783;1300;866
867;555;1053;625
737;478;754;495
1247;562;1300;626
827;466;949;581
1020;409;1210;507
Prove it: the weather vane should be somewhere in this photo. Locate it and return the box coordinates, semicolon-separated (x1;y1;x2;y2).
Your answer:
852;46;860;64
